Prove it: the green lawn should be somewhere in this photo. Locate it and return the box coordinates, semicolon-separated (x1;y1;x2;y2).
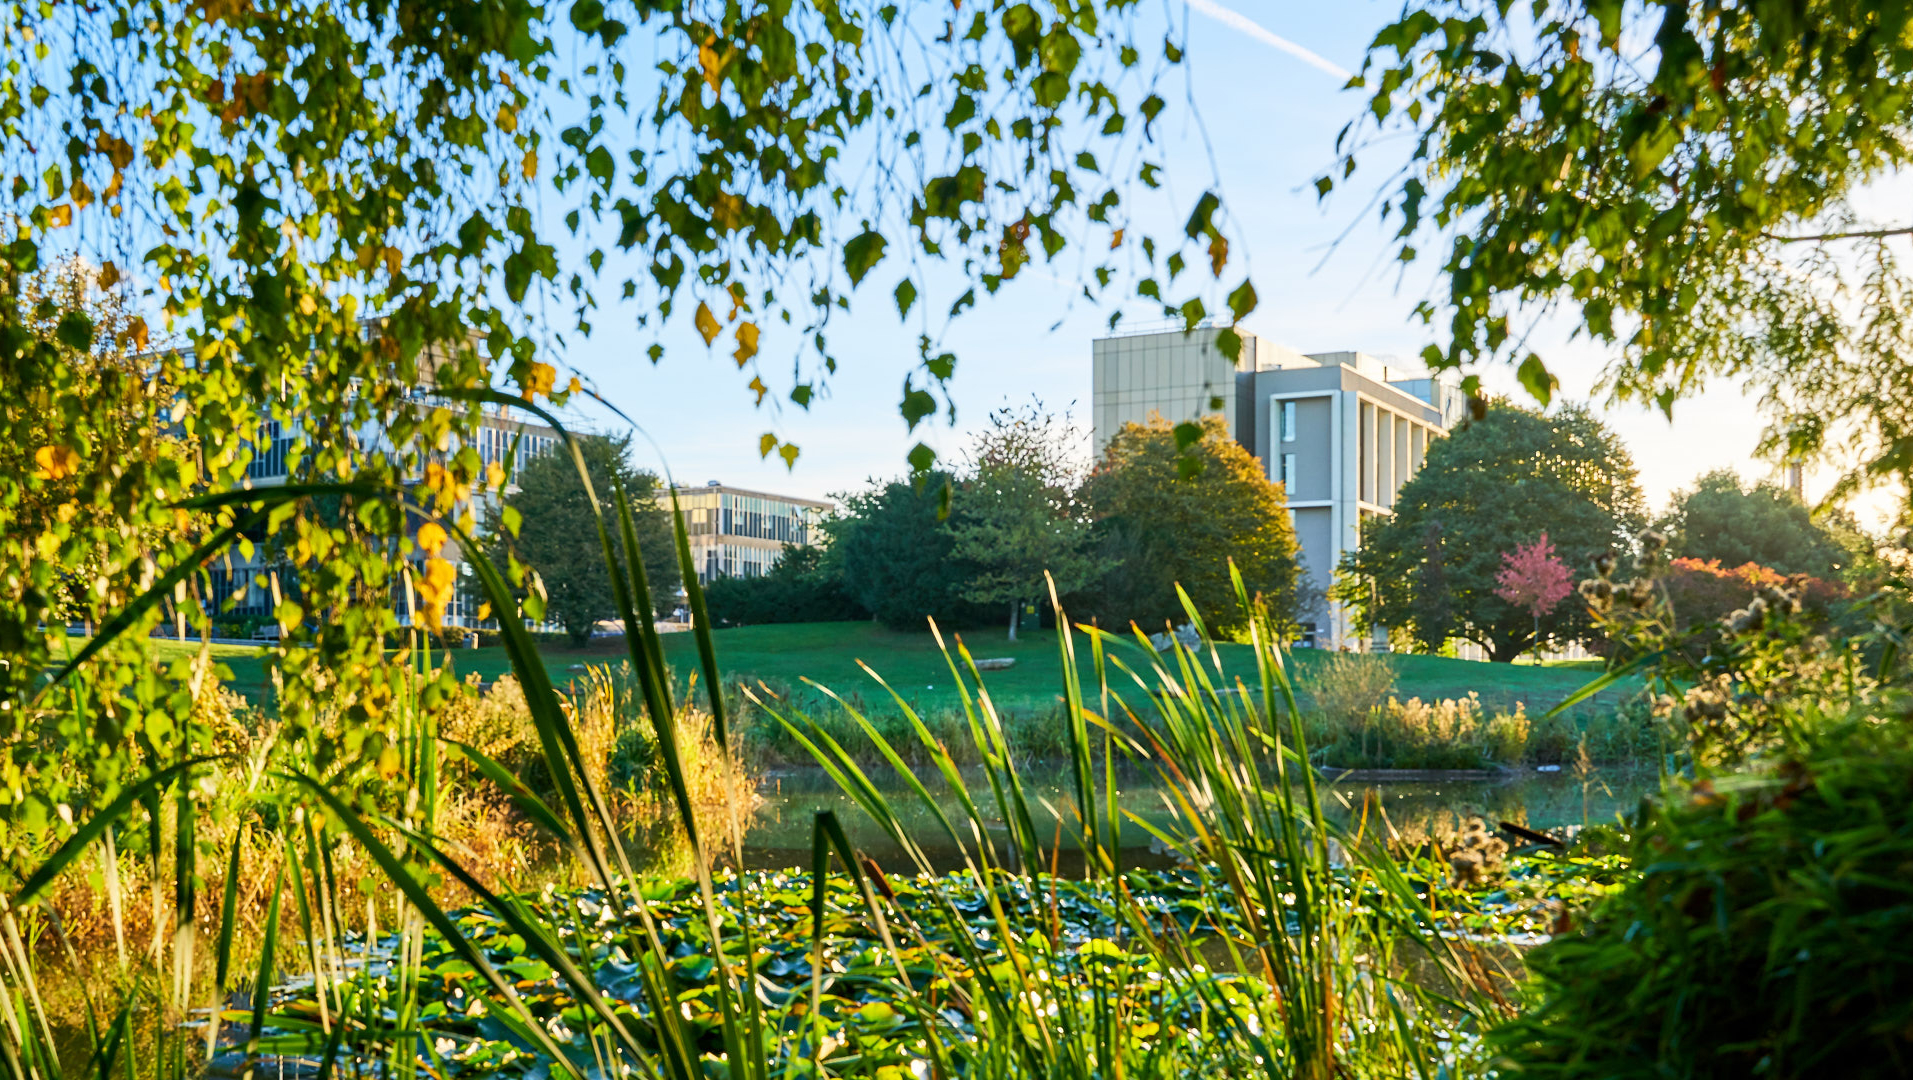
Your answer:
55;636;279;704
437;621;1640;720
115;621;1636;720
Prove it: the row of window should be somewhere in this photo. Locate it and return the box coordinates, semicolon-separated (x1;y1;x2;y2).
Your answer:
474;425;556;471
208;562;554;632
675;494;817;544
699;543;777;581
245;418;554;480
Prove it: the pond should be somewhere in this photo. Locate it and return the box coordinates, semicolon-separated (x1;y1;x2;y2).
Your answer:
739;764;1657;871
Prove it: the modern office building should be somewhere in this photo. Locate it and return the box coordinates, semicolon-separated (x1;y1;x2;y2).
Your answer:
208;402;561;631
664;482;835;583
1093;327;1464;649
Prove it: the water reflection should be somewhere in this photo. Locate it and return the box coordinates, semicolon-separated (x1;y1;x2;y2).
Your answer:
742;766;1656;872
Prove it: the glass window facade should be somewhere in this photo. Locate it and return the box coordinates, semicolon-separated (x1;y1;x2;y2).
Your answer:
668;486;832;582
246;420;297;479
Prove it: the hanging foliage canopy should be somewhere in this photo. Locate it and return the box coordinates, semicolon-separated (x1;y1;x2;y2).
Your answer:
1332;0;1913;505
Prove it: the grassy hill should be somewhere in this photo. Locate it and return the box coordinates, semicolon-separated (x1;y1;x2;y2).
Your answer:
438;621;1640;722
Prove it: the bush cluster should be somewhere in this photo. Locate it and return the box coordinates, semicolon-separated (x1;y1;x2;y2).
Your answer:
1492;717;1913;1077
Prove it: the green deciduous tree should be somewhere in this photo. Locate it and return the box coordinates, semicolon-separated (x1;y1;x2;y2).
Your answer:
1658;470;1860;580
1334;0;1913;508
833;472;992;632
1078;415;1299;636
490;433;678;646
949;405;1096;640
1340;404;1646;662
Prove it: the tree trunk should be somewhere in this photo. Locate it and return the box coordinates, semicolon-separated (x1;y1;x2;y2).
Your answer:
1008;599;1019;642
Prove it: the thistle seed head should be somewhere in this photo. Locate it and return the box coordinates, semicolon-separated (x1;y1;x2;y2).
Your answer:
1725;596;1769;635
1578;577;1614;612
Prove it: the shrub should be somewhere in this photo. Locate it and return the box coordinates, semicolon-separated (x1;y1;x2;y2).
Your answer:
704;545;867;626
1304;652;1398;727
1311;692;1530;770
439;667;753;837
1659;557;1845;631
1491;717;1913;1077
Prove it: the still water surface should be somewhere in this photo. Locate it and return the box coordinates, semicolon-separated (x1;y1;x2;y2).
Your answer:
740;765;1656;871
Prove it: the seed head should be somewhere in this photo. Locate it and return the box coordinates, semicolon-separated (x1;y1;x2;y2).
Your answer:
1630;576;1656;607
1578;577;1614;612
1725;596;1768;635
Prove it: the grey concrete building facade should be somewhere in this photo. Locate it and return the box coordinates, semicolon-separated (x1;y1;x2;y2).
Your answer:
1093;328;1463;649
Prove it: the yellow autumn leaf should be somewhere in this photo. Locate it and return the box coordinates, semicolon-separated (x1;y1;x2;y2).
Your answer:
377;743;402;779
46;204;72;228
496;104;518;133
748;375;769;404
698;41;723;89
128;317;149;350
521;361;556;400
33;445;80;480
759;432;778;458
486;461;506;491
566;375;583;395
521;149;538;180
415;556;458;628
416;521;448;555
694;302;721;346
733;320;759;367
297;292;318;316
98;261;120;288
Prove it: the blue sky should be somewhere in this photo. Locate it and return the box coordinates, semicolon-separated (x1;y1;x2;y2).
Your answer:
552;0;1831;522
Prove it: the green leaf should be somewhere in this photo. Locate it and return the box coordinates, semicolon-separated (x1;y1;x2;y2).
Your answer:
55;311;94;350
1173;421;1203;451
894;278;917;317
1517;353;1558;407
1001;4;1040;66
906;441;937;475
843;229;887;285
1227;280;1258;322
900;383;937;430
1184;191;1220;240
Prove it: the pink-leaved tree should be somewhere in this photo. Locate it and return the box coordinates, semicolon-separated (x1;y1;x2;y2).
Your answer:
1494;532;1573;664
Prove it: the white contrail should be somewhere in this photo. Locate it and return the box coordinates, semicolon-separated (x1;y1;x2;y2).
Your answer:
1183;0;1355;82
